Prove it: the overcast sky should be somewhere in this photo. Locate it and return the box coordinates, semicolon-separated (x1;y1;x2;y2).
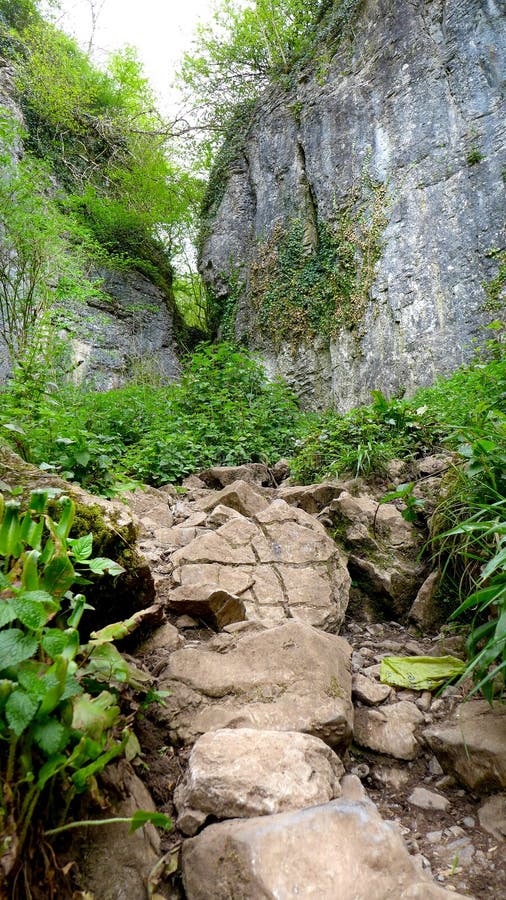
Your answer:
43;0;220;111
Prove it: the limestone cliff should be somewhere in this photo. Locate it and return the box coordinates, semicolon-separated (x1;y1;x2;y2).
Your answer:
200;0;506;410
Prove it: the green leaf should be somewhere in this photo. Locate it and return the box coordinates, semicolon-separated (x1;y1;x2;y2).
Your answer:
0;601;17;628
74;451;91;467
33;718;69;756
82;643;151;688
37;753;67;790
42;554;75;596
68;533;93;561
0;629;38;668
129;810;172;833
13;591;58;630
71;691;120;740
124;730;141;762
71;736;127;794
5;689;38;736
87;557;125;577
42;628;79;661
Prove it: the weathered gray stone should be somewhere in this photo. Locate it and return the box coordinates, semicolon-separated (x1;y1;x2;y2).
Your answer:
200;0;505;412
181;789;468;900
194;480;269;518
354;701;424;760
198;464;273;488
171;498;350;631
139;622;184;653
409;571;443;631
408;787;449;812
174;728;344;835
478;794;506;841
167;583;247;629
158;621;353;750
423;701;506;792
330;491;426;614
352;672;392;706
275;482;346;515
75;763;160;900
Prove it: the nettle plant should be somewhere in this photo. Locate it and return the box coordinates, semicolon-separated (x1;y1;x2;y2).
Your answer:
0;489;170;889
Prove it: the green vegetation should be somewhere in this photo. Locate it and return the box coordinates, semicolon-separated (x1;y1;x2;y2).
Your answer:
0;0;205;354
249;181;387;346
0;344;299;489
291;326;505;482
0;489;169;893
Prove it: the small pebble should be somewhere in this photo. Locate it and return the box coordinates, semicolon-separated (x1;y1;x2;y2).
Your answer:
426;831;443;843
462;816;475;829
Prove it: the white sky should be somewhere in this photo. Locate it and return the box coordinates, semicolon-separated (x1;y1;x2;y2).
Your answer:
43;0;220;111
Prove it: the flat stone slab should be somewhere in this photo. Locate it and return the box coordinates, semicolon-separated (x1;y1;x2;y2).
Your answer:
174;728;344;835
423;700;506;792
158;621;353;749
354;701;424;760
182;789;468;900
171;498;350;631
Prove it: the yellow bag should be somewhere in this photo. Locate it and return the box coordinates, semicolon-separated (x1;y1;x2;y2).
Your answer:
380;655;465;691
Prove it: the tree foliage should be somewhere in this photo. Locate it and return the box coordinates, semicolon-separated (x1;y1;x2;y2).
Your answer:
178;0;333;138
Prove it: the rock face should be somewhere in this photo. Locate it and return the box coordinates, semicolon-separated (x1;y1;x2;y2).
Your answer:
158;620;353;749
200;0;506;410
66;267;180;390
174;728;344;835
181;789;467;900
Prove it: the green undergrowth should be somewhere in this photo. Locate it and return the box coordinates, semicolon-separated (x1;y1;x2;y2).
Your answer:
0;344;299;490
291;330;506;483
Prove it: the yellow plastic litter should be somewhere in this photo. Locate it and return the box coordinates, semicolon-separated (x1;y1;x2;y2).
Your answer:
380;655;466;691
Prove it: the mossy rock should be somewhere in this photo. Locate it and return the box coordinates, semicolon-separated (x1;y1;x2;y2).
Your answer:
0;444;155;632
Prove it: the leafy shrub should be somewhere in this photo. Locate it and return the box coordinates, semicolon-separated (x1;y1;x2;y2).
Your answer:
0;489;167;892
291;345;506;483
0;344;300;490
430;416;506;702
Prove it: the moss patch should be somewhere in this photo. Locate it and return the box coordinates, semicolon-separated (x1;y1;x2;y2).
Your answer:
248;180;388;348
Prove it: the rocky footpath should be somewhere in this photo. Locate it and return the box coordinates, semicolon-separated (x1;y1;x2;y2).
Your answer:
63;464;505;899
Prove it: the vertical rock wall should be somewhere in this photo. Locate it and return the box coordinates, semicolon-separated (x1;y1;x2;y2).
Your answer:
200;0;506;410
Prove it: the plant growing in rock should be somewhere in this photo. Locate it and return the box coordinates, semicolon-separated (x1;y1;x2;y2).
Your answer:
0;489;168;894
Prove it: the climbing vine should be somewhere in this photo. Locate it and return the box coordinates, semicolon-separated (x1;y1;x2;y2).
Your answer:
482;249;506;312
248;180;388;348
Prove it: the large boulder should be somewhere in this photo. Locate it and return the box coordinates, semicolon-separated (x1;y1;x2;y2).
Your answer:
174;728;344;835
181;781;468;900
326;491;427;616
423;701;506;792
158;621;353;750
169;498;350;631
0;446;154;631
